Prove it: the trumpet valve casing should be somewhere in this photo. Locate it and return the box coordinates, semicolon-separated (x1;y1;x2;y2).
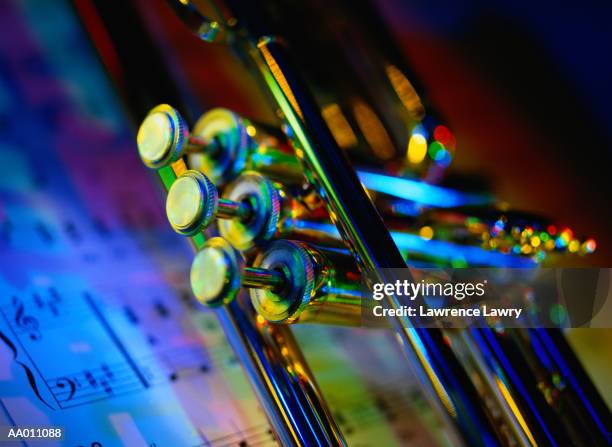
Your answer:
218;171;282;250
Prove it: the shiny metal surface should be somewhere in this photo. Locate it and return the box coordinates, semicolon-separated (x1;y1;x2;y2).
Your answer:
166;170;218;235
251;240;364;325
190;237;246;306
190;236;286;306
217;299;347;447
252;36;499;445
81;2;347;442
188;106;492;206
189;108;252;184
219;172;283;250
124;2;612;446
137;104;219;168
156;159;347;447
188;236;364;326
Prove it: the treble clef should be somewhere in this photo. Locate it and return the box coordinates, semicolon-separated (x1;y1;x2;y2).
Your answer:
12;296;41;340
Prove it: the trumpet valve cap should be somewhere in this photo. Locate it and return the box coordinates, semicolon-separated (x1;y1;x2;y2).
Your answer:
190;237;244;307
137;104;187;169
189;108;249;184
166;170;218;235
218;171;281;250
250;240;315;323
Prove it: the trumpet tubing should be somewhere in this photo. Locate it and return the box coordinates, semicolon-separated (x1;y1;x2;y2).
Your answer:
125;1;611;445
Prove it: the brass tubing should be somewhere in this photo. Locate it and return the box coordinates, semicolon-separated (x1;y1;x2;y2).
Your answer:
252;36;498;446
452;330;537;447
158;161;346;447
184;133;220;155
139;103;492;209
218;296;346;447
243;266;286;290
218;197;252;221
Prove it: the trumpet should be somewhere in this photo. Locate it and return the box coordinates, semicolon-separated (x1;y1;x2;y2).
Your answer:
84;0;612;445
136;98;611;444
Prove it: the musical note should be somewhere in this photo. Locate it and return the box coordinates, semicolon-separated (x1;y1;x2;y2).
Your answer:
85;292;150;389
35;220;53;243
64;220;82;244
101;363;114;379
124;306;139;325
153;300;170;318
47;287;61;316
139;346;212;386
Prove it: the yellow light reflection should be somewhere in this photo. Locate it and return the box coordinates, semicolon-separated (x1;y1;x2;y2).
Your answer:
407;133;428;164
419;226;434;240
294;362;305;377
171;159;187;176
258;41;303;119
352;99;394;160
321;103;358;148
568;239;580;253
495;377;538;446
385;64;425;121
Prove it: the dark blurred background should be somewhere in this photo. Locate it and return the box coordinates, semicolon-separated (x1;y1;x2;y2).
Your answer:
379;0;612;265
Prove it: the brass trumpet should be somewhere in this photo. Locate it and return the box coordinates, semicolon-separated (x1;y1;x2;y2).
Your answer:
86;0;612;444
